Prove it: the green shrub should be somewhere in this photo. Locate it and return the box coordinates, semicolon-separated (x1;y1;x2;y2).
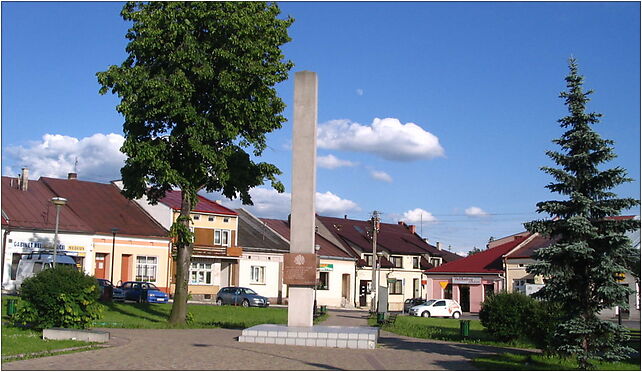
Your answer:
479;291;535;342
13;266;104;330
524;300;563;354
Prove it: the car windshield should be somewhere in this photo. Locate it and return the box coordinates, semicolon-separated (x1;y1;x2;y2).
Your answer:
241;288;257;295
147;283;159;290
423;300;436;306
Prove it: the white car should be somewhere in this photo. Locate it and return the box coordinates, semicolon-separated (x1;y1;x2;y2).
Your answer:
408;299;462;319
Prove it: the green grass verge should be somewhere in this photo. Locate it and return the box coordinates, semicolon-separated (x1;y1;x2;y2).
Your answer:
371;314;537;349
94;302;289;329
472;352;641;371
1;325;95;359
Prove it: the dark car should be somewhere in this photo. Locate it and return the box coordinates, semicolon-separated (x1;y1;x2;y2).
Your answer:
403;298;426;313
216;287;269;307
96;279;114;302
115;281;169;303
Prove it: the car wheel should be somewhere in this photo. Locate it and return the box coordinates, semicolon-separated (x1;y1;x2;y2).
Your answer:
421;311;430;318
242;299;250;307
452;311;461;319
216;298;223;306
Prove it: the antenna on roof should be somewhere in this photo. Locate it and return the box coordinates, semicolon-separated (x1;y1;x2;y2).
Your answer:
74;157;78;173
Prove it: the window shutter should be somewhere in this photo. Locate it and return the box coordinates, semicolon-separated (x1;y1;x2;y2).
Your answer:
194;228;214;245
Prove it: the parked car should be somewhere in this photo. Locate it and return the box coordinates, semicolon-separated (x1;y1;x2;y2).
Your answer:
216;287;269;307
408;299;462;318
14;251;77;290
403;298;426;313
115;281;169;303
96;279;114;302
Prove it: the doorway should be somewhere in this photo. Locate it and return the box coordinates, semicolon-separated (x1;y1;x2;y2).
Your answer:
459;285;470;312
359;280;370;307
121;254;132;283
342;274;350;301
95;253;107;279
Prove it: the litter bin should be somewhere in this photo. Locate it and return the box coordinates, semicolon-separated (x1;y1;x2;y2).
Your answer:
459;319;470;338
320;305;327;314
6;299;17;316
377;312;386;324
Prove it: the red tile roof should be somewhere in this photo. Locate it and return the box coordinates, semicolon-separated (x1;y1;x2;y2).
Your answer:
2;176;92;233
425;234;531;274
259;218;353;259
39;177;169;238
159;190;237;216
2;176;168;238
317;216;462;263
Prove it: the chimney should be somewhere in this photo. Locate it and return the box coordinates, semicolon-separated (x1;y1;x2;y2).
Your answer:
436;242;442;250
287;214;291;226
19;168;29;191
344;215;347;219
409;225;416;234
68;172;77;180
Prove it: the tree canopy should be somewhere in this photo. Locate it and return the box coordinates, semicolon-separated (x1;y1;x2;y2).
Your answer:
524;58;639;368
97;1;293;324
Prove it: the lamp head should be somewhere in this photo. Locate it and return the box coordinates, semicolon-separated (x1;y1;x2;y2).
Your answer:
51;197;68;206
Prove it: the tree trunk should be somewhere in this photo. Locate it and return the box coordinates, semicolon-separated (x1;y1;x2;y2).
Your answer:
168;192;193;325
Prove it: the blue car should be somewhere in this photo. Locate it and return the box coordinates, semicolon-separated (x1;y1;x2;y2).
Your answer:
115;281;168;303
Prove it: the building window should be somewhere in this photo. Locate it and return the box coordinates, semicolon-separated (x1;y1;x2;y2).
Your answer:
251;266;265;284
208;216;214;222
214;229;231;246
317;272;329;290
136;256;157;282
388;279;403;295
223;217;229;223
412;257;420;269
443;283;452;299
363;254;373;267
190;260;213;285
10;253;21;280
484;284;494;299
430;257;441;267
391;256;403;268
193;215;200;220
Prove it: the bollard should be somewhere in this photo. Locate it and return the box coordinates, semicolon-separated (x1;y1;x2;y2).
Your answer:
459;319;470;338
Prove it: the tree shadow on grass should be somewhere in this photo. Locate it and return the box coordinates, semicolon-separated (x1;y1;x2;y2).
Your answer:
99;302;170;326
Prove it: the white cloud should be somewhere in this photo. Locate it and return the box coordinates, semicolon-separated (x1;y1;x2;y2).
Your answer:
317;117;445;161
203;188;359;219
317;154;357;169
465;206;489;217
3;133;126;181
370;170;393;183
401;208;437;224
356;89;364;96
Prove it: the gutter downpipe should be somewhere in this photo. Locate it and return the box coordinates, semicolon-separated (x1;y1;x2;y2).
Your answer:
2;227;10;288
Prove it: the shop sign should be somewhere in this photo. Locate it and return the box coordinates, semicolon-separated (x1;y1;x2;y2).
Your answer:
452;276;481;285
387;278;397;284
12;240;64;250
319;263;333;272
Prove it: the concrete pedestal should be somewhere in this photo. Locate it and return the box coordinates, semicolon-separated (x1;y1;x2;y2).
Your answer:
239;324;378;349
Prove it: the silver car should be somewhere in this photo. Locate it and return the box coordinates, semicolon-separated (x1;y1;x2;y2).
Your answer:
216;287;270;307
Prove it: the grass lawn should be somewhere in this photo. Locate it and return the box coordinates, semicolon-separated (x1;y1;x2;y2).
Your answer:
472;352;641;371
94;301;290;329
371;314;537;349
1;326;97;361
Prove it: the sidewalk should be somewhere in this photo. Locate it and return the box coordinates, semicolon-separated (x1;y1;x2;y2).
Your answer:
1;309;534;370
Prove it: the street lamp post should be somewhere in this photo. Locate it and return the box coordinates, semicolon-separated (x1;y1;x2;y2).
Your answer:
370;211;380;313
375;250;384;313
110;228;118;283
50;197;68;267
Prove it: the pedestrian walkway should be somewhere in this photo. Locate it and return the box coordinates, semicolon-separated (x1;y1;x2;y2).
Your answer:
2;309;534;370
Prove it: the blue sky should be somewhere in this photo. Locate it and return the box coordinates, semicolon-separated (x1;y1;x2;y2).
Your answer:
2;2;640;255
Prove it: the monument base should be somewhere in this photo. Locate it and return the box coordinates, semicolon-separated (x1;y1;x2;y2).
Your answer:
239;324;378;349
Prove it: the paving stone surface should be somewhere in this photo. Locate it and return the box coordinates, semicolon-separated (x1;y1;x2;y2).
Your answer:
2;309;534;370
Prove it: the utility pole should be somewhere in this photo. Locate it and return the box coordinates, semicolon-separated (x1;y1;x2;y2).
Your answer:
370;210;380;313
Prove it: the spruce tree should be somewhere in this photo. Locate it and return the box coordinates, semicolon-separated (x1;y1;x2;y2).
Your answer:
524;58;640;368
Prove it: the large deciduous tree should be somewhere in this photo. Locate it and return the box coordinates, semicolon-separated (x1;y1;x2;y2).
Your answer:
524;58;639;368
97;1;293;324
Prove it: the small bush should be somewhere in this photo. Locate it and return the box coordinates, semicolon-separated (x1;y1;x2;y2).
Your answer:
524;300;563;353
14;266;104;329
479;291;535;342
